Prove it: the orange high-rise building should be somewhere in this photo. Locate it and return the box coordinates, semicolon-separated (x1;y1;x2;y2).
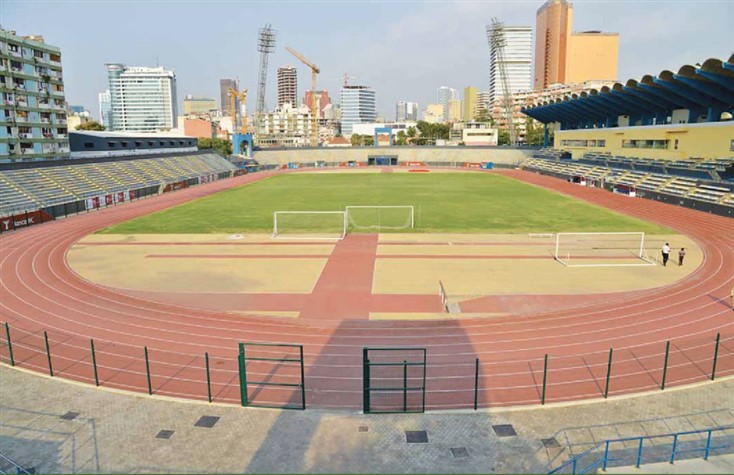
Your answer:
533;0;618;90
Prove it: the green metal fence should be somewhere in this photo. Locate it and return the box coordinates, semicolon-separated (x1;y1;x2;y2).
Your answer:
363;347;426;414
237;342;306;410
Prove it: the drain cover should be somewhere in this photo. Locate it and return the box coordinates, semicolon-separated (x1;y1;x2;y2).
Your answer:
358;426;369;432
60;412;79;421
492;424;517;437
195;416;220;428
406;430;429;443
542;437;561;448
156;430;174;439
450;447;470;459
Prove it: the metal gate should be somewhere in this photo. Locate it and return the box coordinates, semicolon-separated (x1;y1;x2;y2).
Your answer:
363;347;426;414
238;342;306;410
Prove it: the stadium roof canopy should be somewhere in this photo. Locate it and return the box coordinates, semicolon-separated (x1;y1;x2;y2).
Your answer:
522;55;734;130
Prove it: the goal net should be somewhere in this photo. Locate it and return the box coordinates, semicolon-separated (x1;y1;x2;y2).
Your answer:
272;211;347;240
554;232;656;267
345;206;414;232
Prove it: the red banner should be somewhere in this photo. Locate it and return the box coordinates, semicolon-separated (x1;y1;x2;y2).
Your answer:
1;209;54;232
463;162;482;168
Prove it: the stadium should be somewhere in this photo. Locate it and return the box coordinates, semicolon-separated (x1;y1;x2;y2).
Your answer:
1;56;733;472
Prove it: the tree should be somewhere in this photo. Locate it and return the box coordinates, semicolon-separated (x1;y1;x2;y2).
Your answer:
396;130;407;146
76;120;105;131
198;137;232;156
474;108;492;124
406;126;417;138
498;129;511;146
525;118;546;146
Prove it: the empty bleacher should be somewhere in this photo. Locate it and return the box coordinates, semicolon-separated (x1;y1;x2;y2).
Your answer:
522;152;734;208
1;153;237;217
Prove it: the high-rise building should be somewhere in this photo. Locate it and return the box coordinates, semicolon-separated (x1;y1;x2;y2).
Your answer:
422;104;444;124
277;66;297;107
436;87;457;122
487;25;532;106
98;90;111;129
463;87;478;121
303;90;331;118
477;91;491;117
106;64;177;132
183;96;218;117
0;29;70;162
448;99;462;122
340;85;376;136
219;78;237;116
534;0;618;90
395;101;419;122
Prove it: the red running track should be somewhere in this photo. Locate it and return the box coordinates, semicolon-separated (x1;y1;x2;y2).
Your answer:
1;168;733;410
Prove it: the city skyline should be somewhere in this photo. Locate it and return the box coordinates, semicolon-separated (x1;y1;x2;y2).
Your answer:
3;1;731;121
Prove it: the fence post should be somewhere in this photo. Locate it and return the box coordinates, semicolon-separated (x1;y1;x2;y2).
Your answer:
636;437;644;468
44;331;53;377
704;429;713;460
474;358;479;411
661;340;670;390
602;440;611;471
144;346;152;395
362;349;370;413
4;322;14;366
711;333;720;381
238;343;248;406
299;345;306;410
403;360;408;412
205;352;212;403
604;348;613;399
669;434;678;463
541;354;548;405
90;338;99;386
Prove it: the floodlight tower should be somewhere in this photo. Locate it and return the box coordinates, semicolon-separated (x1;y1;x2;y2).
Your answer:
255;24;277;138
487;18;518;146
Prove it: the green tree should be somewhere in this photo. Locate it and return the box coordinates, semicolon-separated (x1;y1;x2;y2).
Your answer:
474;108;492;124
525;118;546;146
498;130;511;146
76;120;106;131
396;130;407;146
198;137;232;156
406;126;417;138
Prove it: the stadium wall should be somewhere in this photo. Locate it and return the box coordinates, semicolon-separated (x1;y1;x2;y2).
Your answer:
554;121;734;160
253;147;535;165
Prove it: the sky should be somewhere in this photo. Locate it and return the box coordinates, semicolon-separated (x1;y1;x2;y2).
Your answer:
3;0;733;121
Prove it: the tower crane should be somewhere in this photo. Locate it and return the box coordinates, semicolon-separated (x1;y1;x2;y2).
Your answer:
228;88;248;134
487;18;518;146
285;46;320;147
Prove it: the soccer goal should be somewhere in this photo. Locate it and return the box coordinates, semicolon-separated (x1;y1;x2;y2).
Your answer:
554;232;656;267
272;211;347;240
345;206;414;232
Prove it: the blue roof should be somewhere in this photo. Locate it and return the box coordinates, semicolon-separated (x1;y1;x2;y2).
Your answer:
522;55;734;129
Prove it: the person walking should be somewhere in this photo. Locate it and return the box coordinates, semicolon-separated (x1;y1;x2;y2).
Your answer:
678;247;686;266
661;242;671;267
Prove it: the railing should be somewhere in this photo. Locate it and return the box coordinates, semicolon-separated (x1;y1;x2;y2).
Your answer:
548;426;734;474
0;452;32;474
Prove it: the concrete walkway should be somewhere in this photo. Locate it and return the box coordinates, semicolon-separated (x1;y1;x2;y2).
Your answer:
0;365;732;473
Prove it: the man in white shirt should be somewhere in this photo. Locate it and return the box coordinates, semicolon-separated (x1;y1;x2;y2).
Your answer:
661;243;671;267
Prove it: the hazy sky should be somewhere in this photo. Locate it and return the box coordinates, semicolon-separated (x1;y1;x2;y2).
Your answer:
3;0;732;121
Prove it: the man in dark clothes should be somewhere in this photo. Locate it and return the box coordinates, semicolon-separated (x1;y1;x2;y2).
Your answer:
678;248;686;266
662;242;670;267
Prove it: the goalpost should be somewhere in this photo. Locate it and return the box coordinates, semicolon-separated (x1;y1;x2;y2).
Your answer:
345;205;414;231
272;211;347;240
554;232;656;267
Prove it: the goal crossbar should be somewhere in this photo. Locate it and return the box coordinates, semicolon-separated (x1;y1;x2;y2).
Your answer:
554;232;656;267
272;211;347;240
345;205;415;230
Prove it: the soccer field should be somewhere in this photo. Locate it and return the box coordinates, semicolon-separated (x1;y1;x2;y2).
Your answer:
100;172;669;234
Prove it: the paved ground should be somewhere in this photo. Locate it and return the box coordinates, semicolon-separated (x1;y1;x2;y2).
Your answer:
607;454;734;474
1;365;732;474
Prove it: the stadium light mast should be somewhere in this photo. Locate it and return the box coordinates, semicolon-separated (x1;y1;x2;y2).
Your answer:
255;24;277;142
487;18;518;146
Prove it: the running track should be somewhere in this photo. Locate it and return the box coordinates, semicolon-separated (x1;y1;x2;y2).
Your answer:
1;168;733;410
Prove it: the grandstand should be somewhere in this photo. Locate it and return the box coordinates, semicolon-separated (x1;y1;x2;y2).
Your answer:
520;56;734;215
0;152;238;218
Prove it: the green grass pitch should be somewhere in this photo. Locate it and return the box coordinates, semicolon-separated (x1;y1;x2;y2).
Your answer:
99;172;669;234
